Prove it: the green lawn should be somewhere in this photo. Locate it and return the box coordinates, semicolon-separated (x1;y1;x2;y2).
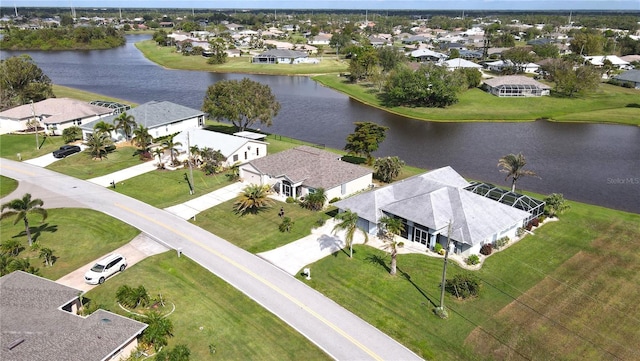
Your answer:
114;168;235;208
52;84;137;106
0;175;18;197
193;199;333;254
313;74;640;126
0;133;65;161
84;252;331;360
46;146;145;179
135;40;348;75
0;208;139;280
298;202;640;360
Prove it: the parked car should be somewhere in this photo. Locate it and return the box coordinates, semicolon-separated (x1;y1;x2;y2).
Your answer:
52;145;81;158
84;253;127;284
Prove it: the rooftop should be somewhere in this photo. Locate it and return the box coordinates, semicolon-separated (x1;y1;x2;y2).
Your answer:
0;98;113;123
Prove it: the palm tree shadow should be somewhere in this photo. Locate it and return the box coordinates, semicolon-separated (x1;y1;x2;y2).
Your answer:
318;234;345;257
398;267;437;308
15;223;58;243
365;254;390;273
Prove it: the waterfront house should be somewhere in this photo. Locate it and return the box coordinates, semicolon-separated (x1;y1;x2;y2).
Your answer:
172;128;268;167
0;271;147;361
483;75;551;97
613;69;640;89
333;167;540;256
0;98;113;135
252;49;310;64
239;145;373;203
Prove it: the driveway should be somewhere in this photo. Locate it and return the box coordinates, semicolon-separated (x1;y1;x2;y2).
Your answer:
56;233;169;292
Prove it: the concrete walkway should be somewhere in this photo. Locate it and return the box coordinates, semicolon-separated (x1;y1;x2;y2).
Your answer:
164;181;245;220
88;161;157;187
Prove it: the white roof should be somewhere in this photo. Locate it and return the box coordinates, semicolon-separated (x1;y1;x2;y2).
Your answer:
410;49;447;59
443;58;483;69
173;129;265;158
585;55;630;66
233;131;267;140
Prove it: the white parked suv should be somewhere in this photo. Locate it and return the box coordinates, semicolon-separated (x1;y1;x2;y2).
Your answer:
84;253;127;285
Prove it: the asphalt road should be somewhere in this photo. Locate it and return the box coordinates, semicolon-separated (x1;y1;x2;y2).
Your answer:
0;159;423;361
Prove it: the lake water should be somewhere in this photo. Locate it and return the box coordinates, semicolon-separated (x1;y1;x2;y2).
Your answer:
2;34;639;213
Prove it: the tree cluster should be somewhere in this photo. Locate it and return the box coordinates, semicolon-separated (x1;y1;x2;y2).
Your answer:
344;122;388;165
1;26;125;50
381;64;464;108
540;59;601;97
0;55;53;111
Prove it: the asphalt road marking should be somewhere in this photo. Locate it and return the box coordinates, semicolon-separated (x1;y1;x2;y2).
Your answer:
0;163;37;176
116;202;384;361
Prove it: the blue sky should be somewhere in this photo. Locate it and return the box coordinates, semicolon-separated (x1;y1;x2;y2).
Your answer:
8;0;640;11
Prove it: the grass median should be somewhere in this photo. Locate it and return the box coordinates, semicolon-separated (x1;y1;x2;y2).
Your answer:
0;175;19;197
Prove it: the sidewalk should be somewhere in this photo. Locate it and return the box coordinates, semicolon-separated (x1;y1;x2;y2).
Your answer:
87;161;157;187
164;182;245;220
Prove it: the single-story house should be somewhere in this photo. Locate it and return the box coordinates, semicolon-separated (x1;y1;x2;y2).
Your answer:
410;48;448;62
0;271;147;361
0;98;113;135
484;59;540;74
80;101;206;141
442;58;483;70
584;55;632;70
308;33;332;45
172;128;268;166
333;167;533;256
458;49;484;60
483;75;551;97
612;69;640;89
239;145;373;203
252;49;309;64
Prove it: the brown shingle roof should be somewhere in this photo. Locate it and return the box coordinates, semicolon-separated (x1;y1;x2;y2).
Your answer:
0;98;112;123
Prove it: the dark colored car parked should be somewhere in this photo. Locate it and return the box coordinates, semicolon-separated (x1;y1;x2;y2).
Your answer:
52;145;81;158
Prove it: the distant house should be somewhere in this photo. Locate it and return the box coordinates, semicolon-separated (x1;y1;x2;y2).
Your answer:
442;58;483;70
613;69;640;89
80;101;206;141
239;145;373;202
334;167;538;256
584;55;632;70
308;33;332;45
484;59;540;74
0;271;147;361
483;75;551;97
172;129;268;166
410;48;447;62
0;98;113;135
252;49;309;64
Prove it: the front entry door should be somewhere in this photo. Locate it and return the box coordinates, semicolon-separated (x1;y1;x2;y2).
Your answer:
414;227;429;246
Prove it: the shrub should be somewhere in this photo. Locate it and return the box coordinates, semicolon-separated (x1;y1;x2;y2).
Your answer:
329;197;341;204
62;126;82;143
278;217;294;232
480;243;493;256
525;223;533;231
531;218;540;227
116;285;150;308
516;227;526;237
466;254;480;265
285;196;295;204
495;236;510;250
544;193;570;217
445;273;481;299
538;215;546;223
434;243;444;255
315;217;326;227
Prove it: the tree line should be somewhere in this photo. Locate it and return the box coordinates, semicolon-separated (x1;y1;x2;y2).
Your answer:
1;25;125;50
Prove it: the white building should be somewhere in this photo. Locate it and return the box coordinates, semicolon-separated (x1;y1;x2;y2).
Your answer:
172;129;268;167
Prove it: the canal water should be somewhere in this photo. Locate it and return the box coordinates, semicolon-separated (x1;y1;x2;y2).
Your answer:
2;34;638;213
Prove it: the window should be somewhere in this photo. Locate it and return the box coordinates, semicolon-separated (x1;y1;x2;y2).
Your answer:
244;151;247;160
256;147;259;156
233;154;239;162
341;183;346;195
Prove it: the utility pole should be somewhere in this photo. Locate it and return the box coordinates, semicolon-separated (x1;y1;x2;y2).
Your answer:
437;221;452;319
30;100;40;150
187;131;195;195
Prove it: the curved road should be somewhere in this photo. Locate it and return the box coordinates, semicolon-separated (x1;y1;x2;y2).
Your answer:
0;159;423;361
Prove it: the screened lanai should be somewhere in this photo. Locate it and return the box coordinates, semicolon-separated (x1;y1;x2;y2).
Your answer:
489;83;547;97
89;100;131;114
464;181;545;222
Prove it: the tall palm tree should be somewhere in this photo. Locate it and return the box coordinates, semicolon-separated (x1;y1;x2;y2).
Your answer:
161;137;183;166
380;216;405;275
332;209;368;258
114;112;136;143
0;193;47;247
498;152;538;192
132;124;152;153
233;184;274;215
93;121;115;137
84;132;111;160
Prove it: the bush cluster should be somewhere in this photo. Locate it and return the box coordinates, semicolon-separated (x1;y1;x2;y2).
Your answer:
466;254;480;265
494;236;510;250
445;274;481;299
480;244;493;256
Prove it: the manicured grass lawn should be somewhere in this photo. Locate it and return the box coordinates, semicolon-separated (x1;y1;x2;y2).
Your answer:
46;146;145;179
313;75;640;126
84;252;331;360
0;208;139;280
298;202;640;360
114;168;235;208
136;40;348;75
0;175;18;197
52;84;137;106
0;133;65;161
193;199;333;253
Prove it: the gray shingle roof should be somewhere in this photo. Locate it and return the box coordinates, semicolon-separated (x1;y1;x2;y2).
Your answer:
614;69;640;83
0;271;147;361
254;49;308;58
80;100;205;131
334;166;531;246
483;75;551;89
247;145;372;190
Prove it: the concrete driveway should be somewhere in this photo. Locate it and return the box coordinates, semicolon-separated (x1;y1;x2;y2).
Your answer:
56;233;169;292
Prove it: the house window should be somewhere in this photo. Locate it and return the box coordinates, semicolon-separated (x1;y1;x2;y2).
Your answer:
244;151;247;160
198;116;204;126
341;183;346;195
256;148;259;156
233;154;239;162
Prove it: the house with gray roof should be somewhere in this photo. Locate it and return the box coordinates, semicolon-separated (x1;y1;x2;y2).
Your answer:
483;75;550;97
0;271;147;361
80;101;206;141
333;167;532;256
613;69;640;89
252;49;309;64
173;128;268;167
0;98;113;135
239;145;373;203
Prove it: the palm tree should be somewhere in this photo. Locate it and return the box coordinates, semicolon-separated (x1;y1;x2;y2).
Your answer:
84;132;112;160
498;153;538;192
114;112;136;142
302;188;327;211
233;184;274;215
132;124;153;153
38;247;55;267
93;121;115;137
140;310;173;352
380;216;405;275
8;257;40;275
161;137;183;166
1;193;47;247
332;209;368;258
153;147;165;167
1;239;23;257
